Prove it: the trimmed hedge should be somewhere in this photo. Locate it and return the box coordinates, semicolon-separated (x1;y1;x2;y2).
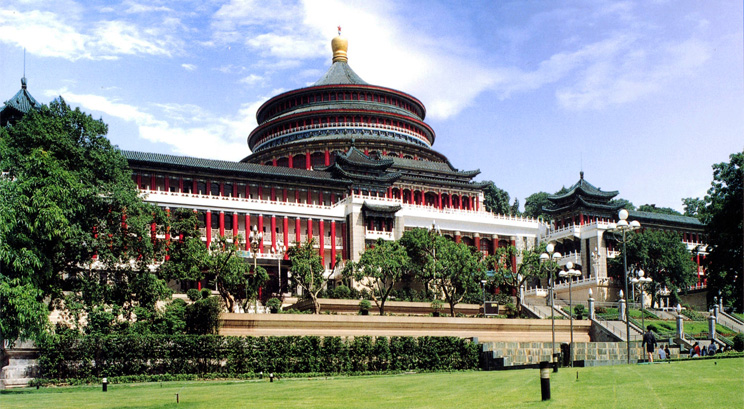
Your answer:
37;334;479;379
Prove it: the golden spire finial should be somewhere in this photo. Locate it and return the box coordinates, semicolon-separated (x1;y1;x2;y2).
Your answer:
331;26;348;63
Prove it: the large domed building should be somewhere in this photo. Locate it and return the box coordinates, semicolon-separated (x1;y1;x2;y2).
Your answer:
117;34;541;295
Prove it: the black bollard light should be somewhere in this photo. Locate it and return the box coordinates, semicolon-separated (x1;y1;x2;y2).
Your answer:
539;361;551;401
269;373;274;383
102;377;108;392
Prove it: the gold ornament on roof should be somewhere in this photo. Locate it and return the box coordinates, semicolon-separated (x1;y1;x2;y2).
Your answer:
332;25;348;63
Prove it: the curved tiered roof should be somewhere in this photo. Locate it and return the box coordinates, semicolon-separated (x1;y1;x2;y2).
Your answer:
1;77;40;127
244;34;448;165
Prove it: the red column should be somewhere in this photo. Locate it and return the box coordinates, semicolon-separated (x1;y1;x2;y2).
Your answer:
448;193;452;208
331;221;337;269
295;189;300;203
511;238;517;274
474;234;481;252
271;215;277;251
580;213;584;225
319;219;325;265
288;155;293;168
232;213;238;239
219;211;225;237
438;192;443;210
136;174;142;189
340;222;347;260
193;179;198;194
272;157;277;167
258;215;264;253
330;192;336;204
324;149;330;166
318;190;324;206
307;189;312;204
387;187;392;199
475;196;479;211
307;218;313;242
178;177;183;193
455;232;461;244
283;216;289;249
295;217;301;244
492;235;498;255
151;174;156;191
258;185;263;200
165;208;171;261
245;214;251;250
206;210;212;248
306;152;311;169
164;176;169;192
246;184;251;199
206;180;211;195
282;188;288;202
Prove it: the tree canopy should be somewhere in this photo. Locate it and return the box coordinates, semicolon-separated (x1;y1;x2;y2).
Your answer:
523;192;552;220
400;228;485;316
482;181;511;215
287;239;325;313
159;209;268;313
637;204;682;216
350;239;410;315
608;229;697;307
0;98;168;343
701;152;743;312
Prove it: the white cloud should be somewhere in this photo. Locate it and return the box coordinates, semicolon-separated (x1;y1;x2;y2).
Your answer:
240;74;264;85
0;5;183;60
45;88;268;160
182;63;197;71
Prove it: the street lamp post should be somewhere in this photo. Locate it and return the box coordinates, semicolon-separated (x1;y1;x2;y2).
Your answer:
607;209;641;364
272;240;284;296
481;279;487;316
559;261;581;367
631;269;652;344
248;225;263;312
540;243;562;361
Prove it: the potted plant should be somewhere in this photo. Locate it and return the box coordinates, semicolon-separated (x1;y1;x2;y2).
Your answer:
431;299;443;317
266;297;282;313
359;299;372;315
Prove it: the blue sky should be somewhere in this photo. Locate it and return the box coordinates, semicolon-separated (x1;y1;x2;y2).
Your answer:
1;0;742;212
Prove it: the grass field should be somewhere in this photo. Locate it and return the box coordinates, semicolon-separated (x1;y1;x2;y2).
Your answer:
2;358;743;409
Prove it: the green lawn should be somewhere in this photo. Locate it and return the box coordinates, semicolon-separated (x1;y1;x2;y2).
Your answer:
3;358;743;409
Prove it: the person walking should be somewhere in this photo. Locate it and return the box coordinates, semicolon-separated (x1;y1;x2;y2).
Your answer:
642;326;657;362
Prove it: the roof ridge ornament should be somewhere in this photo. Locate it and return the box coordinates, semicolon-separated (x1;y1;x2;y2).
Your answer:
331;28;348;63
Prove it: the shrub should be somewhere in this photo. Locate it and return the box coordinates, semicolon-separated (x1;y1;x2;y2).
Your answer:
200;288;212;300
266;297;282;313
733;333;744;352
185;296;221;334
359;299;372;315
334;285;351;299
35;334;479;380
186;288;201;302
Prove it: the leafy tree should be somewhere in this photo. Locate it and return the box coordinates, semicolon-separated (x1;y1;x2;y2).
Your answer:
435;239;485;316
351;239;411;315
510;198;521;216
608;230;697;307
637;204;682;215
487;244;547;315
682;197;706;220
159;209;268;313
400;228;484;316
609;198;635;211
523;192;552;220
482;181;511;215
0;98;167;343
287;239;325;314
702;152;743;312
